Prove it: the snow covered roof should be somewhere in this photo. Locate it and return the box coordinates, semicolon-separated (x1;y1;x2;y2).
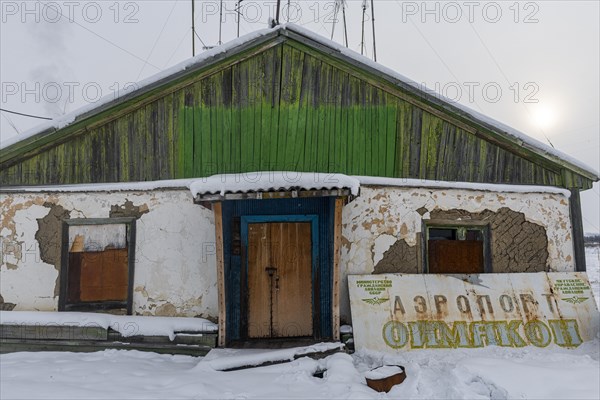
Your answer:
354;176;571;197
189;172;360;200
0;173;572;199
1;23;597;182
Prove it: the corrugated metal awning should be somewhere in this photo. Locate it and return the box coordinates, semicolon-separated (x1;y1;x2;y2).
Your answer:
190;172;360;202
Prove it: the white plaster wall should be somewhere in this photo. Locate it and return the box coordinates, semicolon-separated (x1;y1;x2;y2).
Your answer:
1;185;575;326
339;186;575;322
0;190;217;318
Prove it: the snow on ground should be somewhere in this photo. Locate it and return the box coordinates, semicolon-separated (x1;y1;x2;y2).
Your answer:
355;340;600;400
198;342;344;371
1;249;598;399
1;340;599;399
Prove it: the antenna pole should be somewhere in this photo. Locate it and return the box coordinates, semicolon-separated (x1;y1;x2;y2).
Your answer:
342;0;348;47
360;0;367;56
275;0;281;25
331;0;340;41
370;0;377;61
237;0;241;38
191;0;195;56
287;0;290;22
218;0;223;45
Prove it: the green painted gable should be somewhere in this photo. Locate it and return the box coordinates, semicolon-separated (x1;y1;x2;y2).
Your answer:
0;28;596;189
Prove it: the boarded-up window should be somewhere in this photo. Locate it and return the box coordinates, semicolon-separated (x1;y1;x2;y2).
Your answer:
60;219;135;313
427;226;487;274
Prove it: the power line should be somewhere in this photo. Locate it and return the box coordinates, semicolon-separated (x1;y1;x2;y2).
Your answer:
35;0;161;71
194;31;209;49
136;1;179;81
164;27;192;68
163;13;209;68
467;22;556;149
394;1;485;114
0;108;52;120
1;112;20;135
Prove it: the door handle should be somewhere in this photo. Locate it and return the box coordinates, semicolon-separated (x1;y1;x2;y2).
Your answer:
265;267;277;277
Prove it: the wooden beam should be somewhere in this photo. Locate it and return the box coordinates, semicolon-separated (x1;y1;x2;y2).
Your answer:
213;202;227;346
568;188;587;271
332;198;344;341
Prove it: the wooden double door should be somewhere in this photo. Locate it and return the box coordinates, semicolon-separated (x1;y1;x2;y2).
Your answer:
243;216;317;339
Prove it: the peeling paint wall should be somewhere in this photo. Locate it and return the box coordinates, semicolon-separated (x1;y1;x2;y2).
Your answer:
429;208;549;273
340;185;574;323
0;190;217;318
1;185;574;327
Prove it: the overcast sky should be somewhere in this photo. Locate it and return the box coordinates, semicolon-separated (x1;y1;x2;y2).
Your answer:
1;0;598;233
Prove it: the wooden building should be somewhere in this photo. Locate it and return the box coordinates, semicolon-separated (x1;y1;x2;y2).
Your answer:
1;24;597;346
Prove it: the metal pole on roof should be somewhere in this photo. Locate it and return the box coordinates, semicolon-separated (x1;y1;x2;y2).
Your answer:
218;0;224;45
236;0;243;38
342;0;349;47
360;0;367;56
370;0;377;61
275;0;281;25
191;0;195;56
331;0;340;41
287;0;290;22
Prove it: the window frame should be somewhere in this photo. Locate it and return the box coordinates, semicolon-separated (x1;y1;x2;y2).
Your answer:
422;219;492;274
59;217;136;314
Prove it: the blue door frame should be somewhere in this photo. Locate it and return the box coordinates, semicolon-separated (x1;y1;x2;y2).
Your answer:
222;197;335;343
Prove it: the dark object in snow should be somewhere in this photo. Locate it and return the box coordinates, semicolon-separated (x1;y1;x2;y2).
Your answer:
312;369;326;378
365;365;406;393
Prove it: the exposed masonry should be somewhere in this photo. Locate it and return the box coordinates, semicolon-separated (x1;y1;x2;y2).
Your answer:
36;203;70;267
374;239;419;274
340;186;574;323
2;186;574;324
0;294;16;311
372;208;549;274
429;208;550;273
35;203;70;297
109;200;150;219
31;200;149;299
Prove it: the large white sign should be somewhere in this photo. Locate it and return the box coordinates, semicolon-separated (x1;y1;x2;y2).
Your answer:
348;273;599;352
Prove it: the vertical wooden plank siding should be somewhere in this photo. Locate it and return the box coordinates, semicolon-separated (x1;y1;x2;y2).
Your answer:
213;202;227;347
332;198;343;341
1;42;588;189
